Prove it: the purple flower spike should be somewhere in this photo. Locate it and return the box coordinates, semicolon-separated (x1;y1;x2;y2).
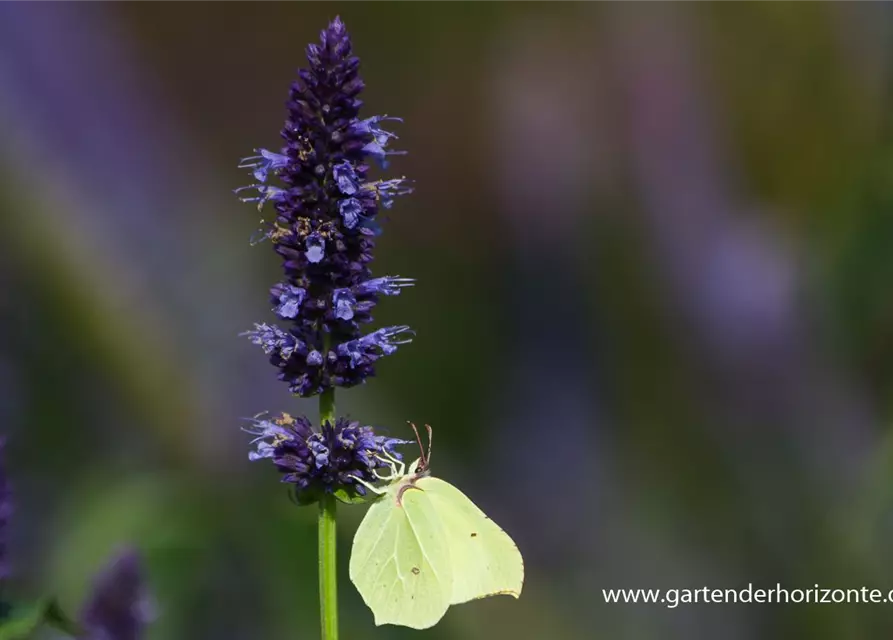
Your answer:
235;18;416;399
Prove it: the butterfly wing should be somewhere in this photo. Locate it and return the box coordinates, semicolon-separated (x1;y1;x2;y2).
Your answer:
349;482;453;629
416;476;524;605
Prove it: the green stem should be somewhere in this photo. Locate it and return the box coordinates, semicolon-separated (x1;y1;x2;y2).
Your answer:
320;386;336;427
318;387;338;640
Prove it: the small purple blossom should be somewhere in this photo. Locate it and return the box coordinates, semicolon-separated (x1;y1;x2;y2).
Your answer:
327;277;413;326
245;414;408;498
351;115;402;142
336;326;414;369
305;232;325;264
234;184;288;211
355;276;415;297
371;177;413;209
242;323;303;361
333;289;357;321
354;118;407;168
339;197;365;229
272;284;306;319
333;160;359;195
239;149;290;182
362;142;407;169
80;548;153;640
243;416;294;461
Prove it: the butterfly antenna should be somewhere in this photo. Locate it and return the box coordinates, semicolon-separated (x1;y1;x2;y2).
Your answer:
409;422;428;470
425;424;433;467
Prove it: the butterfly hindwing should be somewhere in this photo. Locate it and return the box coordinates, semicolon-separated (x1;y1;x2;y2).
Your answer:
416;476;524;604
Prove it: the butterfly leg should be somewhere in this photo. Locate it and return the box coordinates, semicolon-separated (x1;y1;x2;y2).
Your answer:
378;449;406;477
349;474;389;496
373;466;397;482
371;452;404;482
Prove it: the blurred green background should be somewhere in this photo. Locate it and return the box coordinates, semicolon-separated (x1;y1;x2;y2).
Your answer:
4;2;893;638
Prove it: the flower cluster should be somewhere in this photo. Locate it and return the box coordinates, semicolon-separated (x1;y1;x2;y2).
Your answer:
244;413;407;500
237;16;414;398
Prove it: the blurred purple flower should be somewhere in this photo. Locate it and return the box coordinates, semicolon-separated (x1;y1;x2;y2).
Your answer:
0;438;10;582
80;548;153;640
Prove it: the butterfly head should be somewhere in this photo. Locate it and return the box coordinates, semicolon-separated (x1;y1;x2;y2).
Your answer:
407;457;428;476
408;422;433;477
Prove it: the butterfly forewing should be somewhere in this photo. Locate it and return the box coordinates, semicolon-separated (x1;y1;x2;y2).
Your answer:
349;480;453;629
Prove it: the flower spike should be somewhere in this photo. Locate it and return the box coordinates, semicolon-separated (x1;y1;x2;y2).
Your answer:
236;17;416;399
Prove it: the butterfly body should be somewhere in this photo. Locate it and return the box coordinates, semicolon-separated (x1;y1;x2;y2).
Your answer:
349;460;524;629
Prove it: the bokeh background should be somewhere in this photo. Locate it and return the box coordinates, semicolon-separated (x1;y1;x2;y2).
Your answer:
4;2;893;638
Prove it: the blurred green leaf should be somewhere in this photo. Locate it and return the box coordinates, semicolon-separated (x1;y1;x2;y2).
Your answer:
43;600;84;638
0;598;83;640
0;599;48;640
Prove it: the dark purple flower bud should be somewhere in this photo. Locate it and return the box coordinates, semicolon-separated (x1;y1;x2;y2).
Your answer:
80;548;153;640
239;148;290;182
245;413;408;500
